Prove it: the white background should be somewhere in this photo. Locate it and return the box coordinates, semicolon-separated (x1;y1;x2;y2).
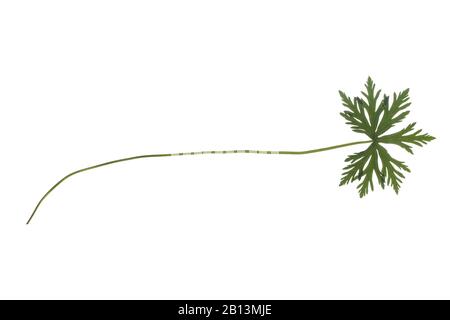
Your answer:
0;0;448;299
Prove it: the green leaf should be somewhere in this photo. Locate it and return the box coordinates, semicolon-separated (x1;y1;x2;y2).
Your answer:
339;77;435;197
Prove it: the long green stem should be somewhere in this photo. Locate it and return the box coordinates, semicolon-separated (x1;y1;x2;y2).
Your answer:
26;140;370;224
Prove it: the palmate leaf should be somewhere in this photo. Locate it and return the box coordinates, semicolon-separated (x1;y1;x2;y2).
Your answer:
339;77;435;197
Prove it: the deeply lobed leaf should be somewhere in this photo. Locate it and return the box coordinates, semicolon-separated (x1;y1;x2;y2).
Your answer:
339;77;435;197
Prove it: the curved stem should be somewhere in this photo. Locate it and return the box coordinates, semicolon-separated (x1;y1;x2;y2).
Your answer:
278;140;371;155
27;140;370;224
